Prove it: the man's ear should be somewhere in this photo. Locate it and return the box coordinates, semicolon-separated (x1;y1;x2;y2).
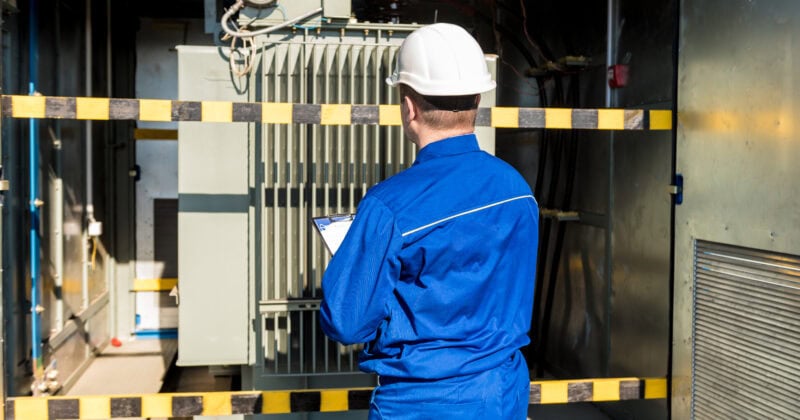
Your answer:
403;95;418;123
475;94;481;108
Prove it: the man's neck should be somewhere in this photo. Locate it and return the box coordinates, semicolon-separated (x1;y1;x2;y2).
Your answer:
416;127;474;149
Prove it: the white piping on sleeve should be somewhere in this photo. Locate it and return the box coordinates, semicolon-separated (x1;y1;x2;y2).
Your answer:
401;195;535;237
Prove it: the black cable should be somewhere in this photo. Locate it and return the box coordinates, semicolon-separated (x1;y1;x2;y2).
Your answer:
536;74;581;377
532;74;565;376
529;77;549;366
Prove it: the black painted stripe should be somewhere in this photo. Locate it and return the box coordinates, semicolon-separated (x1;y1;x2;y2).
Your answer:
352;105;379;124
233;102;261;122
572;109;598;129
48;398;80;419
231;393;262;415
347;390;372;410
172;101;202;121
5;400;13;420
619;379;643;400
643;108;651;130
1;96;12;117
529;383;542;404
567;382;593;403
173;395;203;417
109;98;140;120
46;97;76;119
519;108;546;128
475;107;491;127
293;104;321;125
110;397;142;418
290;391;322;412
624;110;644;130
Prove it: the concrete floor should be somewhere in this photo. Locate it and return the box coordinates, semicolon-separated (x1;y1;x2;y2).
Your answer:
66;338;177;395
63;341;612;418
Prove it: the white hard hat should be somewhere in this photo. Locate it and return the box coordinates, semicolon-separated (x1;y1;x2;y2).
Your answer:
386;23;496;96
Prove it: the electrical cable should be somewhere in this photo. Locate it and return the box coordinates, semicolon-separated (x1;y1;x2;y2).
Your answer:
220;1;322;38
219;1;322;76
536;74;581;377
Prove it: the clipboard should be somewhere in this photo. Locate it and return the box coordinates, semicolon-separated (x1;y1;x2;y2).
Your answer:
311;214;355;255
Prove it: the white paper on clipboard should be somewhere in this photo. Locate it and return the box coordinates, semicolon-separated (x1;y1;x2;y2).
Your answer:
312;214;355;255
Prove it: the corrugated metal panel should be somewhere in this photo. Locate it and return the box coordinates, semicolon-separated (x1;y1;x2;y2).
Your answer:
692;240;800;419
259;30;411;374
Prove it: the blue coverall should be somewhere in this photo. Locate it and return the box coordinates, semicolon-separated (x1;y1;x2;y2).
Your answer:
320;133;539;419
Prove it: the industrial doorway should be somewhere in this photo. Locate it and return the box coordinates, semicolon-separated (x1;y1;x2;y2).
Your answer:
672;0;800;418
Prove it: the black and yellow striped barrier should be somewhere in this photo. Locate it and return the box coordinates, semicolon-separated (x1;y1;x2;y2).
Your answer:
5;377;666;419
0;95;672;130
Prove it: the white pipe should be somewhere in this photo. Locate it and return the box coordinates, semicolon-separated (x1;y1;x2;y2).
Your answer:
106;0;116;340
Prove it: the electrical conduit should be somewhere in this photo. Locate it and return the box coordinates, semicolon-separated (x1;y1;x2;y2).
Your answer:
28;0;43;391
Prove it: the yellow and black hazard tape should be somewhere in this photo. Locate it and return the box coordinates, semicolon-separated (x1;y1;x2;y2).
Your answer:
5;377;666;419
0;95;673;130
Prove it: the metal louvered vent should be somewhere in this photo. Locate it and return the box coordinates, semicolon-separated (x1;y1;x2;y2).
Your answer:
258;29;414;375
692;240;800;419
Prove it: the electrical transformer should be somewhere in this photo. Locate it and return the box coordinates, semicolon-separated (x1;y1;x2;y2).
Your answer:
177;1;496;391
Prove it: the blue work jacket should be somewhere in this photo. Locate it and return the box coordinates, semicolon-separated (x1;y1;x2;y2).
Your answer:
320;133;539;380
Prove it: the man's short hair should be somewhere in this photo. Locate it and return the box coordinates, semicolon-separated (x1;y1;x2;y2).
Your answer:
399;84;479;128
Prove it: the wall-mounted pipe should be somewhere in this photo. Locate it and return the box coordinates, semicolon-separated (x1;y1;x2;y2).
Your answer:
28;0;44;391
82;0;93;314
0;0;6;403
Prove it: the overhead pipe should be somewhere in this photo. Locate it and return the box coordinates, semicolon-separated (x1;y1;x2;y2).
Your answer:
28;0;44;392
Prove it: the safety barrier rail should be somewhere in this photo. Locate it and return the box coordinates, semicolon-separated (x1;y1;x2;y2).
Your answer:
5;377;666;419
1;95;672;130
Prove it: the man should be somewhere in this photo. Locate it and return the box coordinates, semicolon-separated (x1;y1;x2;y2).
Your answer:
320;23;538;419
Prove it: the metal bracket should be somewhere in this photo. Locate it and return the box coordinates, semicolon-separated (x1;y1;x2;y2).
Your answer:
540;208;581;222
668;173;684;205
259;299;321;313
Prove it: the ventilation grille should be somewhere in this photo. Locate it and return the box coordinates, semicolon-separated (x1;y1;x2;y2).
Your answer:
692;240;800;419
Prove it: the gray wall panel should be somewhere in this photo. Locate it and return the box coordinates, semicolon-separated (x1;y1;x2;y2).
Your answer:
610;130;672;378
177;46;250;366
674;0;800;417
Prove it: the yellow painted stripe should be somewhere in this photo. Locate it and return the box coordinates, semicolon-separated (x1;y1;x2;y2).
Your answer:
202;101;233;122
80;396;111;419
76;97;110;120
379;104;402;126
491;107;519;128
597;109;625;130
539;380;569;404
139;99;173;122
203;392;232;416
262;391;291;414
650;110;673;130
13;399;48;420
321;104;352;125
644;378;668;399
133;278;178;292
4;378;666;418
320;390;349;412
262;102;293;124
133;128;178;140
546;108;572;129
141;394;173;418
11;95;46;118
591;378;622;401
